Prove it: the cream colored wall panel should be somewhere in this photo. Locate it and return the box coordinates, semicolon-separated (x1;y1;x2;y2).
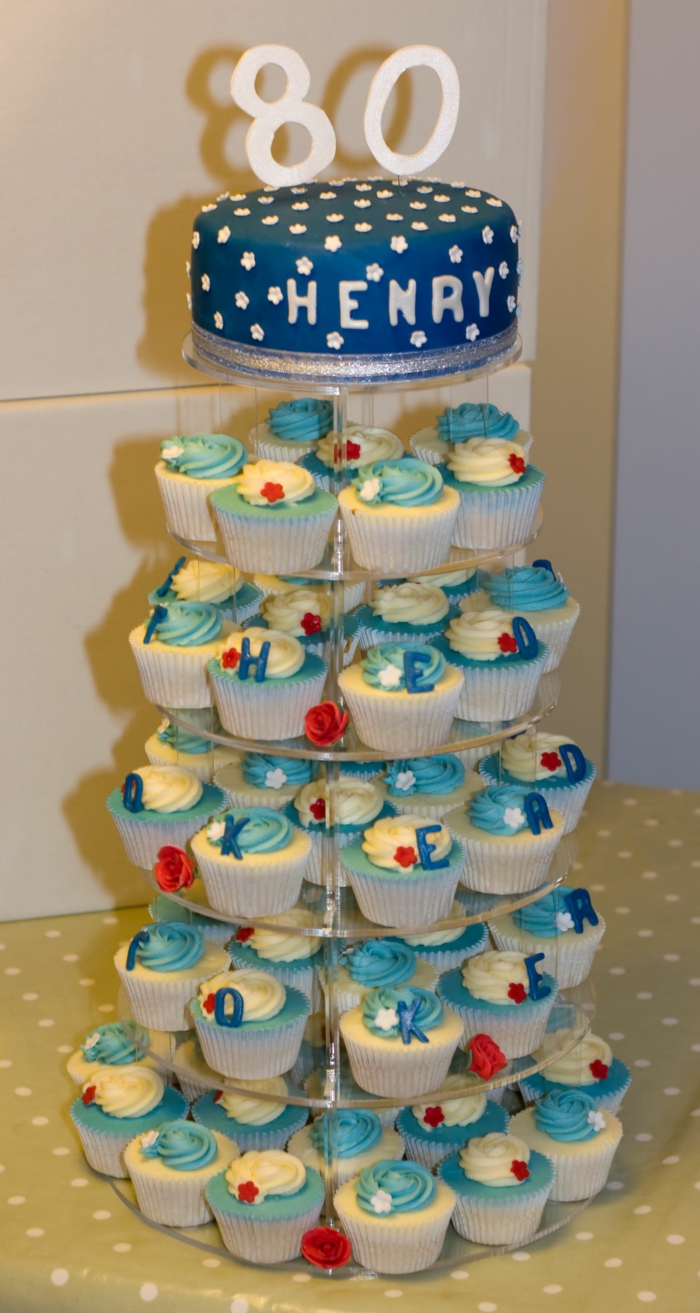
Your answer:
0;0;546;401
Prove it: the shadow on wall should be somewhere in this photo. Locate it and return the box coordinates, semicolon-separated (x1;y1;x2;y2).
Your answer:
136;43;412;381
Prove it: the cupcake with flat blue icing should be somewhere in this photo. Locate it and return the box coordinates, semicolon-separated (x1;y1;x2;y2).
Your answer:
206;1149;324;1263
340;813;467;928
338;642;464;757
519;1033;632;1113
215;751;317;813
114;922;231;1032
478;728;596;834
191;968;310;1080
397;1077;509;1169
124;1119;232;1226
393;916;490;974
155;432;248;542
510;1088;623;1201
489;885;606;989
338;457;461;573
250;397;334;463
438;434;545;550
438;1130;554;1246
464;562;579;672
356;580;459;650
334;1158;456;1274
191;806;312;919
339;984;464;1098
106;764;226;869
298;422;404;490
410;401;531;467
447;783;565;895
284;777;395;885
323;938;439;1015
211;461;337;575
148;557;262;626
208;628;328;742
148;891;233;948
434;607;548;723
145;709;240;783
228;910;323;1008
438;949;558;1061
288;1109;404;1186
130;600;228;709
193;1077;308;1153
385;753;480;820
67;1021;175;1087
70;1065;187;1178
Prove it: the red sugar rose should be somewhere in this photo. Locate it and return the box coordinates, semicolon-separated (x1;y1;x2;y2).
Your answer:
309;797;326;821
301;612;322;636
82;1085;96;1106
467;1033;508;1080
394;846;417;869
508;982;527;1004
305;701;349;746
510;1159;530;1182
260;481;284;503
498;632;518;654
203;993;216;1014
237;1180;259;1203
540;751;562;772
423;1106;445;1128
590;1059;609;1080
235;927;255;943
301;1226;352;1269
509;453;526;475
154;845;195;893
222;647;240;669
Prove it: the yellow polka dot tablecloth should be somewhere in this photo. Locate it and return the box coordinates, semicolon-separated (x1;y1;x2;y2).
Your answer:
2;781;699;1313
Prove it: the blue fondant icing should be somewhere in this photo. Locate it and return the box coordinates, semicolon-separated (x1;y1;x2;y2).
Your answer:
438;1144;554;1202
70;1085;187;1137
206;1164;324;1220
397;1099;507;1145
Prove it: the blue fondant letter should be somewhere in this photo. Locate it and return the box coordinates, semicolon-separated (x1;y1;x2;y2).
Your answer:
563;887;599;935
524;951;551;1001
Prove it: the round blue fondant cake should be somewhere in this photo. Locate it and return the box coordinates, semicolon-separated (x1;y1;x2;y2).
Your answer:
189;179;520;385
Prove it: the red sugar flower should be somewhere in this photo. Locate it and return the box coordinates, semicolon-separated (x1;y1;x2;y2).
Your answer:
260;481;285;503
237;1180;259;1204
305;701;349;746
510;1159;530;1182
203;993;216;1014
309;797;326;821
235;927;255;943
346;440;361;461
423;1106;445;1128
466;1034;507;1080
508;453;526;475
222;647;240;669
154;845;194;893
507;981;527;1004
590;1059;609;1080
301;612;322;636
498;632;518;654
540;751;562;772
394;845;417;869
82;1085;96;1106
301;1226;352;1269
213;1090;223;1103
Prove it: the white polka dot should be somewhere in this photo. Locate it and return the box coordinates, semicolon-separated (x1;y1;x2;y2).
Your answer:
591;883;606;891
664;1087;680;1096
45;930;61;938
57;1045;72;1054
618;852;632;859
97;1004;115;1014
450;1270;469;1279
615;907;630;915
26;1228;44;1237
606;1181;623;1189
291;1275;310;1283
576;1231;594;1240
78;978;94;987
385;1293;403;1300
32;1117;48;1126
511;1252;531;1260
634;1205;652;1214
544;1286;562;1294
695;1182;700;1190
0;1060;12;1068
634;1060;651;1068
610;967;625;975
63;954;79;963
8;1196;25;1205
52;1147;70;1156
666;1234;685;1244
14;1087;31;1097
638;930;653;938
51;1270;69;1287
609;1033;625;1040
597;829;611;837
692;1044;700;1052
140;1285;158;1302
688;979;700;986
572;862;585;871
604;1258;622;1267
690;1108;700;1117
635;1133;653;1142
22;993;38;1002
478;1304;498;1312
114;1243;131;1253
201;1258;219;1267
664;954;680;962
4;967;20;976
637;992;653;1000
38;1020;55;1028
637;1294;656;1303
642;871;657;880
230;1302;249;1313
103;916;118;924
93;1210;111;1220
623;798;638;805
663;1156;680;1164
668;839;683;847
669;788;683;795
693;914;700;921
662;1017;679;1025
644;819;659;827
70;1178;88;1188
665;894;680;902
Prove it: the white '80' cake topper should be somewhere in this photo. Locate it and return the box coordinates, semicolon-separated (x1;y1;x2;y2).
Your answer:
230;44;460;187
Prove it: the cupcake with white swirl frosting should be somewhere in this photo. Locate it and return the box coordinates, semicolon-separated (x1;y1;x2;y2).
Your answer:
148;557;262;625
192;1076;309;1153
434;607;548;723
334;1158;456;1273
479;728;596;833
114;922;231;1032
510;1088;623;1201
106;764;225;869
356;580;458;650
70;1065;187;1177
191;806;312;918
191;969;310;1080
211;461;337;574
339;984;464;1097
438;949;558;1060
124;1120;232;1226
385;753;481;819
438;1130;554;1245
340;814;467;927
337;642;464;756
447;783;565;894
283;776;395;885
321;938;439;1015
438;436;545;550
519;1032;632;1112
215;752;317;812
410;401;532;467
253;572;366;615
396;1077;509;1169
206;1149;324;1263
155;432;247;542
412;561;478;605
288;1109;404;1186
250;397;334;463
208;628;328;741
467;562;580;672
338;457;461;573
130;600;229;708
228;910;323;1009
299;421;404;490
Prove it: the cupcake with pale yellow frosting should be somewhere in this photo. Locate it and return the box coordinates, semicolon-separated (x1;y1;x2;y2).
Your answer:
338;457;460;573
129;599;229;708
250;396;334;463
190;968;310;1079
340;814;467;927
321;938;439;1015
412;561;478;605
211;461;337;574
190;806;312;919
155;432;247;542
446;782;565;894
299;422;404;490
437;436;545;549
283;776;395;885
396;1078;509;1169
338;642;464;756
228;910;323;1009
410;402;532;467
145;710;240;783
519;1032;632;1112
478;728;596;834
114;922;230;1032
106;764;225;869
288;1108;404;1186
438;1130;554;1246
208;628;328;741
192;1077;309;1152
510;1089;623;1201
339;984;464;1098
206;1149;325;1263
356;580;458;650
334;1158;456;1273
124;1120;232;1226
437;949;558;1060
70;1065;188;1177
148;557;262;625
434;606;548;722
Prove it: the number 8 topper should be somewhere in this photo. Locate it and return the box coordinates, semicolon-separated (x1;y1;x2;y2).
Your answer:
230;45;336;188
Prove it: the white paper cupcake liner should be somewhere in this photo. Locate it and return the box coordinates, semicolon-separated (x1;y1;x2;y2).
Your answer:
539;1132;621;1202
454;994;556;1061
252;435;317;463
192;843;309;918
358;624;446;651
338;672;463;756
155;465;236;542
453;649;547;723
341;1025;459;1097
342;863;463;929
213;503;336;575
145;736;222;783
126;1161;216;1226
71;1121;131;1177
194;1014;307;1079
451;1182;551;1245
451;478;543;550
210;664;328;740
114;965;211;1032
488;917;606;989
334;1186;454;1273
339;492;460;573
399;1130;462;1171
446;817;563;896
212;1199;323;1263
110;811;221;871
299;827;351;887
130;632;218;709
528;605;581;673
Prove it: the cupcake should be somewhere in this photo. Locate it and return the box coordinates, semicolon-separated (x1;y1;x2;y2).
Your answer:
70;1066;187;1177
438;1131;554;1246
106;765;225;869
192;1078;309;1152
339;759;387;781
519;1033;632;1112
338;458;460;573
339;984;464;1097
411;561;478;605
489;885;606;989
434;608;548;722
148;891;233;948
478;728;596;833
385;754;481;819
396;1078;509;1169
253;572;366;614
394;917;490;973
114;922;230;1031
67;1021;175;1086
250;397;334;463
172;1035;216;1103
215;752;317;811
228;911;323;1009
288;1109;404;1186
155;432;247;542
206;1150;324;1262
437;437;545;549
437;950;558;1060
334;1159;455;1273
298;422;404;490
210;462;337;574
124;1121;232;1226
208;629;328;741
355;581;458;650
337;643;464;756
129;600;228;708
145;711;240;782
322;938;439;1015
510;1089;623;1201
410;402;531;467
190;969;310;1079
191;806;312;919
148;557;262;625
283;776;395;885
340;815;467;928
469;563;579;672
447;784;565;895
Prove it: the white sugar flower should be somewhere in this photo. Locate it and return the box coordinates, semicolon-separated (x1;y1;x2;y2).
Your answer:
289;224;307;234
201;203;216;213
262;215;279;226
234;208;250;217
354;199;371;209
250;323;264;341
356;183;372;192
231;193;247;201
386;213;404;222
438;214;456;223
201;274;210;291
482;226;494;244
207;820;226;842
465;189;481;197
410;330;427;348
378;663;403;689
507;295;517;312
83;1032;101;1050
515;303;522;317
185;261;191;276
510;225;518;243
358;477;381;501
503;806;525;830
319;191;336;200
465;323;480;341
390;235;408;253
326;213;344;223
355;222;372;232
371;1188;393;1215
499;261;509;279
516;258;524;278
434;194;450;203
257;196;274;205
290;186;307;194
296;256;313;275
267;286;283;305
376;189;394;199
213;311;224;330
365;263;383;282
240;252;256;270
186;293;192;309
587;1110;606;1133
291;202;309;211
324;235;342;252
449;245;463;264
556;910;575;933
417;185;433;194
412;222;428;231
486;197;503;207
461;205;478;214
394;770;416;792
265;768;288;790
161;443;183;460
234;291;249;309
217;226;231;244
140;1129;159;1148
374;1008;399;1032
326;331;344;350
409;202;427;210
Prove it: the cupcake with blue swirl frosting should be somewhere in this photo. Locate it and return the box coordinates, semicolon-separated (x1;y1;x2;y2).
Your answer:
191;806;313;919
130;600;229;709
124;1119;232;1226
385;753;480;820
155;432;247;542
510;1088;623;1201
322;938;439;1015
489;885;606;989
114;921;231;1032
334;1158;456;1273
463;563;580;672
145;709;240;783
106;763;225;869
478;728;596;834
215;751;317;813
339;984;464;1098
288;1109;404;1186
338;457;461;573
190;968;310;1079
410;401;532;466
67;1021;175;1087
338;642;464;756
438;1130;554;1246
438;434;545;550
447;783;565;894
434;606;548;723
250;397;334;463
397;1076;509;1169
192;1076;309;1153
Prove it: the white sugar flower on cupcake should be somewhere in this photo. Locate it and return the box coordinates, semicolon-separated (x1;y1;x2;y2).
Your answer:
208;628;328;741
228;910;323;1009
510;1088;623;1201
410;401;531;466
322;938;439;1015
206;1149;324;1263
519;1032;632;1112
338;457;460;573
299;422;404;490
438;949;558;1060
340;814;467;927
447;783;565;894
337;642;464;756
334;1158;456;1273
355;580;458;649
435;607;547;722
70;1065;187;1178
283;776;395;885
190;968;310;1079
211;461;337;574
437;435;544;549
489;885;605;988
437;1130;554;1246
467;560;579;672
130;600;228;708
148;556;262;625
478;727;596;833
191;806;312;918
155;432;247;542
250;397;334;463
106;764;225;869
288;1108;404;1185
396;1075;509;1169
339;984;464;1098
